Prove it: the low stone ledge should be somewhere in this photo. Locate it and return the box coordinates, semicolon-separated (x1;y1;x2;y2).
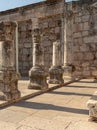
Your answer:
87;91;97;121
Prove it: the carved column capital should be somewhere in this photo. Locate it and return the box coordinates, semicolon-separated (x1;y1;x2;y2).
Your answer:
33;28;41;43
0;21;16;41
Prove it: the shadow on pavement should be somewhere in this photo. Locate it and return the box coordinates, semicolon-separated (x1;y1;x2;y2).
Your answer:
66;85;97;89
78;80;97;83
49;91;92;97
14;101;89;115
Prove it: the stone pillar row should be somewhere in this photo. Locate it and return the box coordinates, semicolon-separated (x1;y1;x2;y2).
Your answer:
0;23;64;101
28;28;64;90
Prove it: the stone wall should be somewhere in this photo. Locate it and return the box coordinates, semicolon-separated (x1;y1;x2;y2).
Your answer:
72;2;97;78
39;15;62;70
0;0;63;77
0;0;97;78
18;20;32;76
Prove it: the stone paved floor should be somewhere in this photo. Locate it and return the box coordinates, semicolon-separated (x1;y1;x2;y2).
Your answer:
0;79;97;130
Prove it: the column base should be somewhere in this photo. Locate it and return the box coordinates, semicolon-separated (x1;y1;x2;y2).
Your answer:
0;71;21;102
63;64;75;80
87;91;97;121
28;66;48;90
48;66;64;84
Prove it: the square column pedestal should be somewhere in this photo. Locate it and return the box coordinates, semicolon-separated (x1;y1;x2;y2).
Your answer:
0;70;20;101
49;66;64;84
63;64;75;80
28;66;48;90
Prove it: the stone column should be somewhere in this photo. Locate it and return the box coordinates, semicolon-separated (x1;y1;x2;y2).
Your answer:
49;40;64;84
63;3;75;80
0;22;21;101
15;21;19;73
28;28;48;90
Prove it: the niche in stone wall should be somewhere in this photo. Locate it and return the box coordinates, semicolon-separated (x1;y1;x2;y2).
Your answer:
18;19;32;77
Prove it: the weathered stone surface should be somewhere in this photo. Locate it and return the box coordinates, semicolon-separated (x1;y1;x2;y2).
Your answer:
18;20;32;77
49;41;64;84
28;29;48;90
87;91;97;121
72;2;97;78
1;71;21;101
28;66;48;90
0;22;21;101
39;15;61;71
0;0;97;79
49;66;64;84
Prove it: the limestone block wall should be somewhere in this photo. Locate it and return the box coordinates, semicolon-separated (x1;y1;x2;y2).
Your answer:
72;3;97;78
18;20;32;76
0;1;63;77
39;15;62;70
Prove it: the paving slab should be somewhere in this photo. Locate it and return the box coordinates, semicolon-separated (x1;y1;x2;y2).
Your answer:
0;78;97;130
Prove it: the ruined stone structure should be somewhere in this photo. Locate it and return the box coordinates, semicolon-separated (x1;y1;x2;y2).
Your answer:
0;0;97;119
0;0;64;77
0;0;96;79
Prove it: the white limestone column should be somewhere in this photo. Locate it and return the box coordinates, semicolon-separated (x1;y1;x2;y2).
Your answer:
0;41;5;70
0;41;15;70
49;40;64;84
63;3;74;80
15;21;19;73
53;41;62;66
53;42;56;66
33;43;43;67
33;43;37;67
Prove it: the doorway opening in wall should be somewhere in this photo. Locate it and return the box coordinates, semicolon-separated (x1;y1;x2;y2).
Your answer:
18;19;32;79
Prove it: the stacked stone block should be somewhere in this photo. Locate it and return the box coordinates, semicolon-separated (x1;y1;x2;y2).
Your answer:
0;22;20;101
72;4;97;78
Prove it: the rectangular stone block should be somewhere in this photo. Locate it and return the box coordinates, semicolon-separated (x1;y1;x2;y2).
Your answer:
73;32;82;38
87;91;97;121
82;70;91;77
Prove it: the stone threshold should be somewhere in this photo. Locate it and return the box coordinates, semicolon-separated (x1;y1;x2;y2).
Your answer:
0;78;82;109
